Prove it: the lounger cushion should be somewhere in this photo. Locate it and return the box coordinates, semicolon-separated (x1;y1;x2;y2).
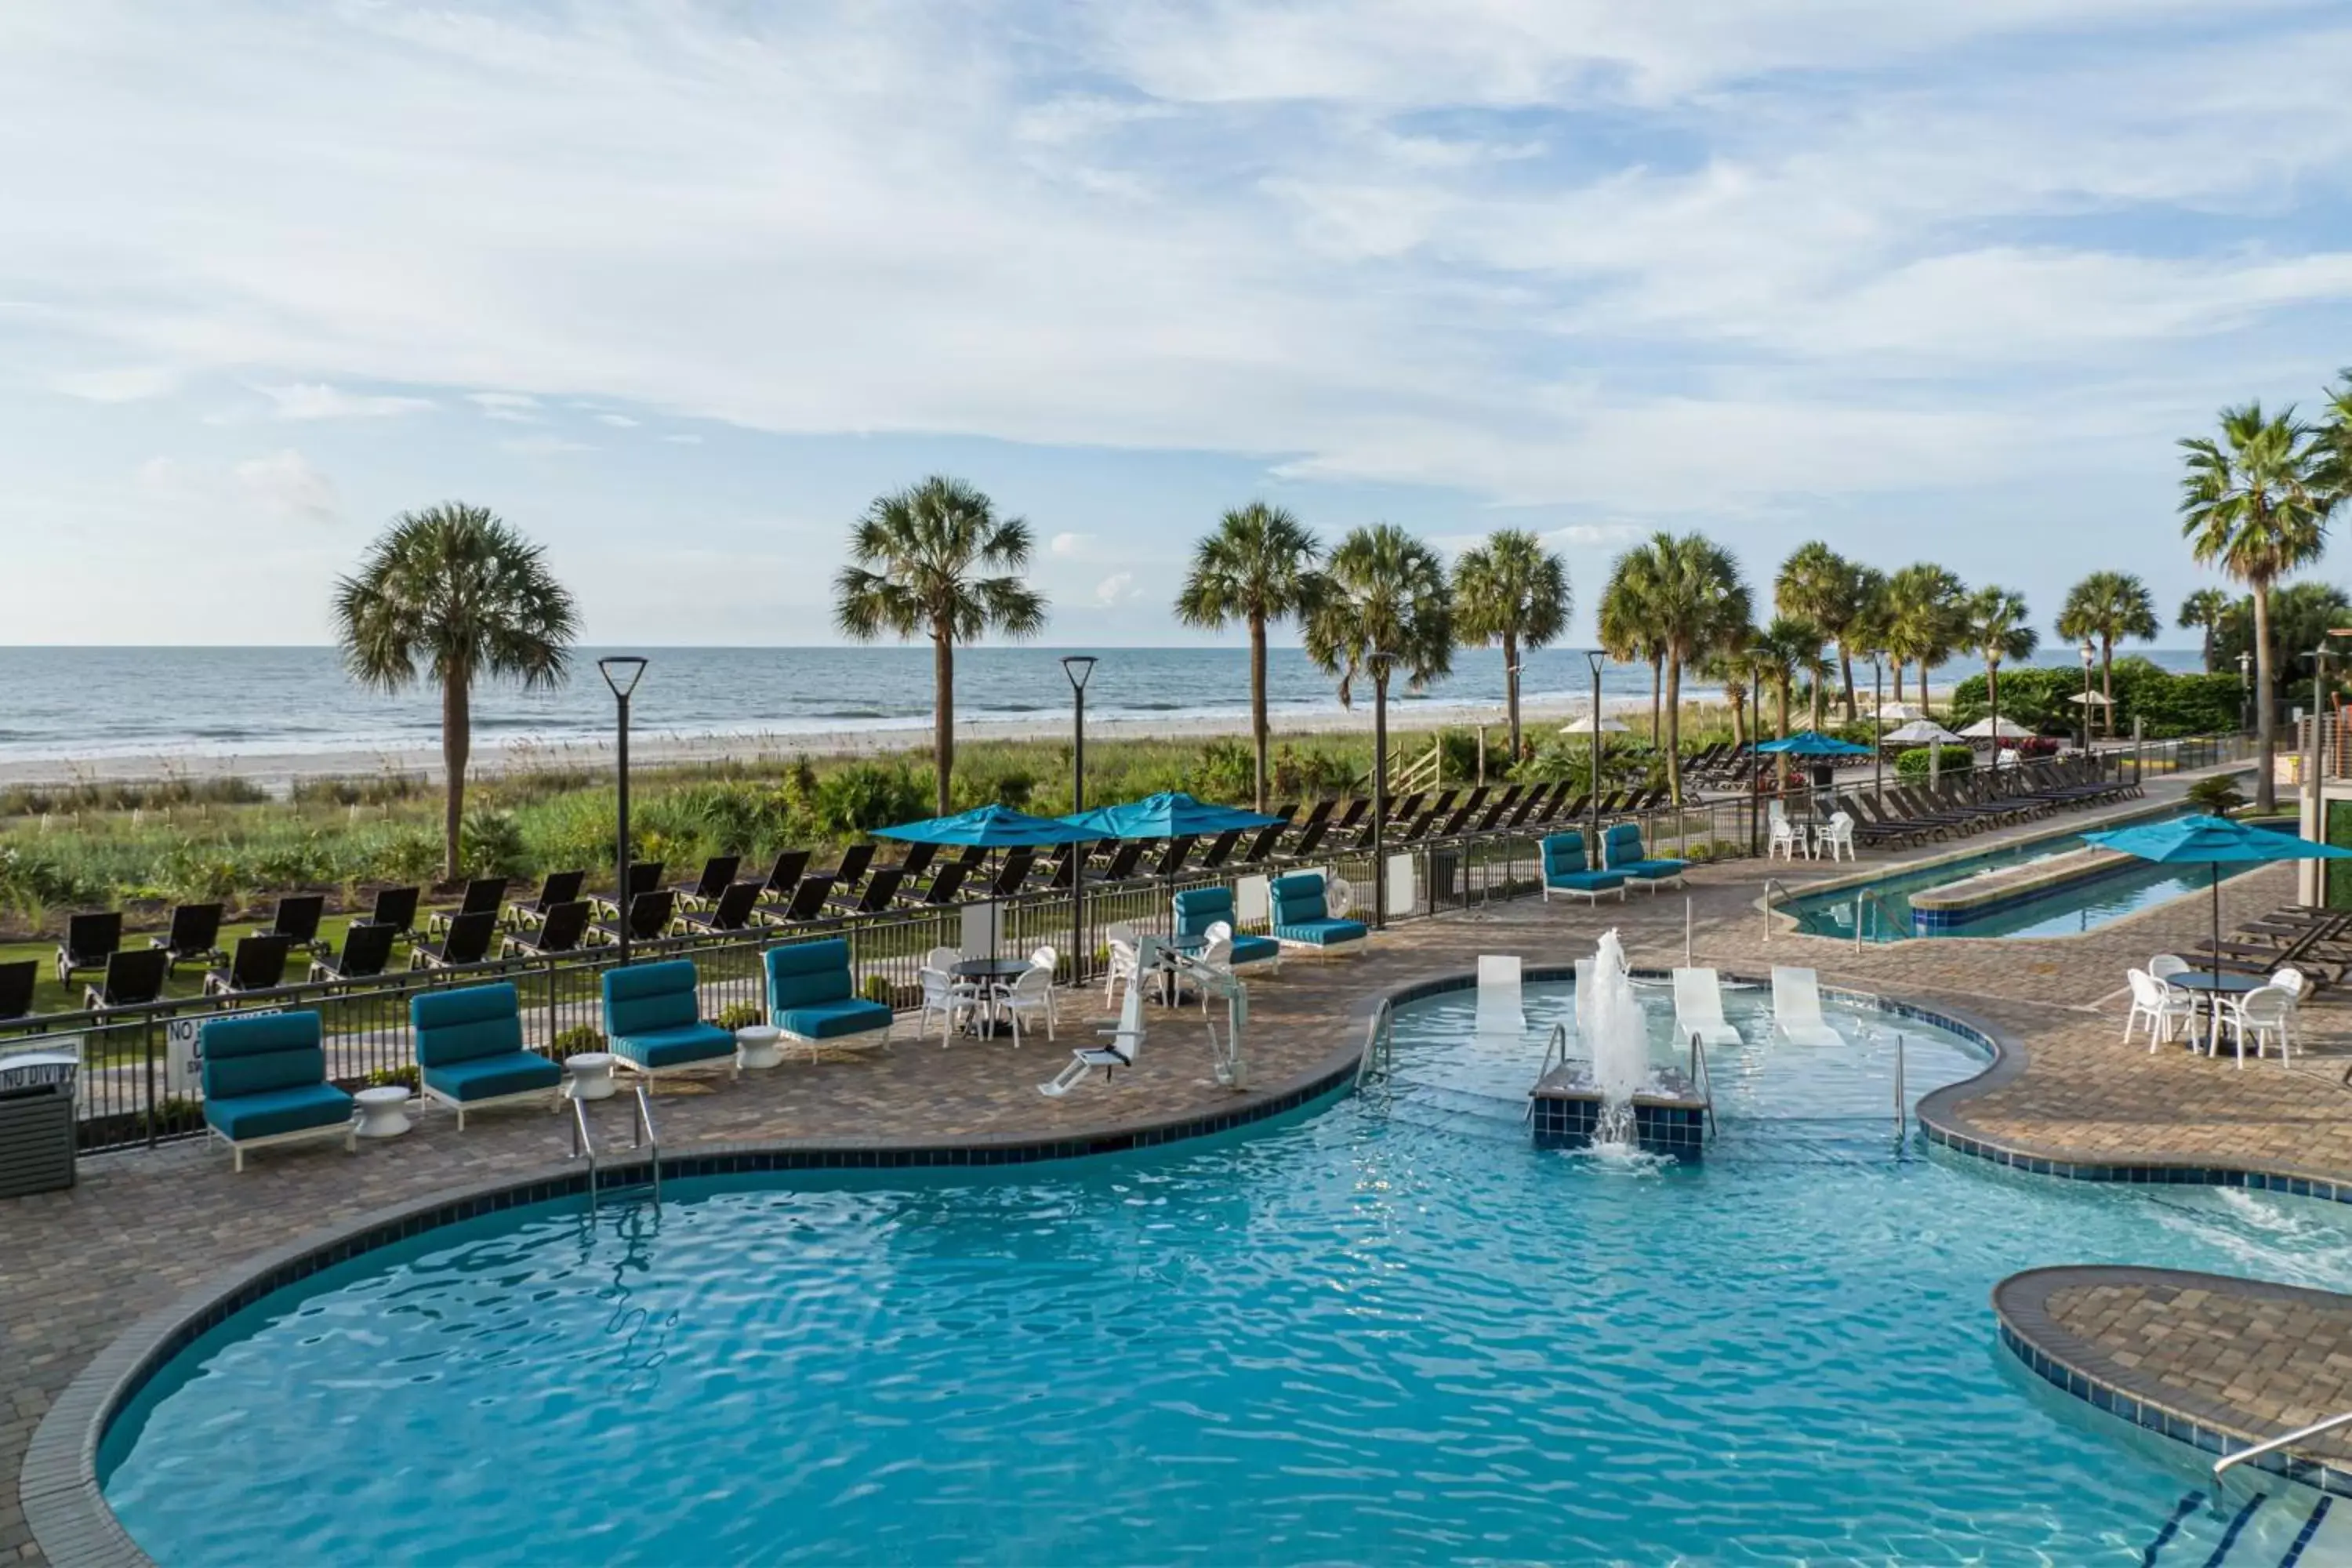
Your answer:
423;1051;561;1102
204;1082;353;1142
1618;859;1689;881
412;982;525;1066
1269;873;1331;927
1541;833;1596;879
610;1022;735;1069
199;1010;327;1099
1229;934;1282;967
1547;869;1625;894
1172;885;1237;939
1276;916;1368;948
602;959;703;1037
764;939;855;1010
775;998;895;1040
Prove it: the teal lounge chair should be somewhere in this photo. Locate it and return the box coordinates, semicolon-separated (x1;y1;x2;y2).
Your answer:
1172;885;1279;970
1541;833;1626;905
765;938;895;1057
1269;872;1368;956
412;982;563;1129
601;960;737;1082
199;1010;354;1172
1601;822;1689;892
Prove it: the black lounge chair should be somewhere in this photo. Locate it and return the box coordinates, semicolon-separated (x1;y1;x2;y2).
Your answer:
84;948;169;1013
1152;836;1198;878
1288;807;1337;860
0;960;36;1022
763;876;835;925
818;844;874;895
594;862;664;920
676;880;762;935
151;902;226;976
982;848;1037;898
430;878;509;937
590;889;675;947
361;885;421;942
913;861;972;906
507;869;584;929
1197;829;1243;870
308;921;397;984
895;842;939;883
752;850;810;906
1248;804;1310;864
56;910;122;987
503;898;592;958
204;933;293;997
1085;842;1142;884
827;868;903;916
411;909;499;970
671;855;743;910
252;894;328;956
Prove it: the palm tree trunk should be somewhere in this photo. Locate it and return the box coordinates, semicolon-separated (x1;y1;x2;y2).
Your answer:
933;627;956;818
1664;654;1685;803
1503;630;1523;762
1809;674;1824;732
2202;624;2216;675
1774;677;1791;787
1918;664;1930;711
2101;636;2115;738
441;670;470;883
1839;646;1857;719
1987;660;1999;727
1648;658;1661;748
1249;612;1269;811
1729;684;1748;747
1891;659;1905;706
2253;582;2277;812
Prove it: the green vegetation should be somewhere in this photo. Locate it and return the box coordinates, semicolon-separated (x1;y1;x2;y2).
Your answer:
1945;658;2239;737
1450;528;1571;763
2186;773;2250;817
2056;571;2159;735
1177;503;1330;810
1603;532;1751;801
1893;746;1972;779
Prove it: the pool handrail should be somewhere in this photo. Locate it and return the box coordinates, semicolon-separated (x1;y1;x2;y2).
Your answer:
632;1082;661;1212
1854;888;1899;951
2213;1408;2352;1481
1762;878;1796;944
1526;1021;1571;1120
1356;999;1395;1087
569;1094;600;1217
1686;1029;1717;1141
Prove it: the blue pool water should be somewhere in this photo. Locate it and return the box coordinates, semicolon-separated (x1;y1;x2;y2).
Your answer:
103;982;2352;1564
1785;805;2266;942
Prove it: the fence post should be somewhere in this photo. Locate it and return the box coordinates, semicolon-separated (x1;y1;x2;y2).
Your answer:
143;1019;157;1149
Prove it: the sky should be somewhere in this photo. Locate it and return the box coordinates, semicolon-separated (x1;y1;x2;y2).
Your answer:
4;1;2350;649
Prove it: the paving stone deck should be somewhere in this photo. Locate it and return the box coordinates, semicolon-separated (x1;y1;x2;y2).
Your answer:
16;779;2352;1562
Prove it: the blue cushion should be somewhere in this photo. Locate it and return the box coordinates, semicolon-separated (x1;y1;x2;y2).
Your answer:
204;1082;352;1142
603;960;702;1038
1229;934;1281;966
611;1022;735;1069
201;1010;326;1099
1548;869;1625;892
412;983;523;1066
1172;886;1236;939
1269;873;1328;926
765;940;853;1011
424;1051;561;1103
775;998;895;1040
1541;833;1592;877
1601;824;1648;869
1618;858;1690;880
1275;916;1367;947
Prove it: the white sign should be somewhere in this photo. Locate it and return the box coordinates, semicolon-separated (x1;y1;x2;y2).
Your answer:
164;1009;281;1097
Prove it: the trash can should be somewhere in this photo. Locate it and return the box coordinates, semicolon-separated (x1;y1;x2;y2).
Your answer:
0;1043;80;1198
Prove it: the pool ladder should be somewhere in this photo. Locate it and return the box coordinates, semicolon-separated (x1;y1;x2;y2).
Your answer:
1356;1000;1396;1087
1853;889;1899;951
568;1083;662;1218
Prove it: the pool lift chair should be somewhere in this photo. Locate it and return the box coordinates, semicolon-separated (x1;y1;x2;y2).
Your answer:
1040;934;1251;1097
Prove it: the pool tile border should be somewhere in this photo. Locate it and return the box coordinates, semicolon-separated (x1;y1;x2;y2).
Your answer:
1994;1266;2352;1497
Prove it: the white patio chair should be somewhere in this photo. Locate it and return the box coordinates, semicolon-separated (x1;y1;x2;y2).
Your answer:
1183;927;1236;1013
1027;945;1061;1030
1672;967;1740;1047
1768;800;1802;862
916;945;981;1044
1820;812;1857;862
2225;985;2296;1066
1103;923;1141;1004
1770;967;1843;1046
995;964;1056;1047
2148;954;2191;985
2123;968;2193;1050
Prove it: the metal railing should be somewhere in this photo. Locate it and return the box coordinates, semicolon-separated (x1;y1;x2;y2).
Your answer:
569;1094;600;1216
1526;1022;1571;1122
1761;878;1794;944
2213;1409;2352;1481
631;1083;660;1211
1686;1029;1717;1141
1854;889;1897;952
1356;1000;1395;1088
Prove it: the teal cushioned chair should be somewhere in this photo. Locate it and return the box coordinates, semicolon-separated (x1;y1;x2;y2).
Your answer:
1268;872;1368;955
1171;885;1279;969
765;939;894;1054
412;982;562;1128
601;960;737;1080
1541;833;1626;905
1601;822;1689;891
199;1009;354;1171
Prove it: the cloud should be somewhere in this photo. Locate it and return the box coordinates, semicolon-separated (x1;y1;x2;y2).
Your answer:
1094;571;1135;604
593;412;639;426
499;434;591;455
1547;522;1646;548
56;366;177;402
232;449;339;522
466;392;543;423
1051;531;1094;556
255;382;434;419
660;433;703;445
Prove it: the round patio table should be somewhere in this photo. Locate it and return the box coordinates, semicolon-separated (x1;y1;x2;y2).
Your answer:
735;1025;783;1071
951;958;1033;1036
352;1085;412;1139
563;1051;617;1100
2165;971;2266;1057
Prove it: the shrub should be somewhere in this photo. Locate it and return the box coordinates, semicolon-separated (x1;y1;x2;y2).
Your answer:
713;1000;764;1032
1184;739;1255;804
861;974;895;1006
814;764;927;836
366;1064;421;1091
549;1025;605;1061
460;809;530;880
2186;774;2249;816
1894;746;1973;778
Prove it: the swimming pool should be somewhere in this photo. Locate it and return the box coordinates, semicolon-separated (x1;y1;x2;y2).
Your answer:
1784;804;2265;942
100;980;2352;1564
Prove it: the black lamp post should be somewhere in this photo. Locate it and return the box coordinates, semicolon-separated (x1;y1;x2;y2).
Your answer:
2240;650;2253;735
2079;640;2096;754
1748;667;1763;856
1871;655;1884;809
1062;655;1096;981
597;655;648;968
1370;651;1398;930
1584;649;1606;849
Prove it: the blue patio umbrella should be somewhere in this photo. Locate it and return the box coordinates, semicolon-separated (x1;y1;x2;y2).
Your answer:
2084;815;2352;989
1062;790;1285;840
873;803;1094;847
1754;730;1874;757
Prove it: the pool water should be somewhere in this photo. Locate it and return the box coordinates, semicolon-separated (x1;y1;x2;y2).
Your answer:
103;982;2352;1565
1785;805;2264;942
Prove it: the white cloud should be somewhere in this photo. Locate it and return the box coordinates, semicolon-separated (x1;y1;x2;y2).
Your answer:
232;449;339;523
660;433;703;445
1051;531;1093;556
56;365;177;402
593;412;639;426
466;392;543;422
500;434;591;455
1548;522;1645;548
255;382;434;419
1094;571;1135;604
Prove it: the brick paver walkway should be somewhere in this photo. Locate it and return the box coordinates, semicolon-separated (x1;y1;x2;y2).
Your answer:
16;780;2352;1563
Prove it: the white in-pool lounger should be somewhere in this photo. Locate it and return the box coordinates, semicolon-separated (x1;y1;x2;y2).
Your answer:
1771;966;1845;1047
1671;967;1741;1047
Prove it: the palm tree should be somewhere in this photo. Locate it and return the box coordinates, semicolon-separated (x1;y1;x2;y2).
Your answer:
835;476;1049;816
1450;529;1570;764
1702;631;1758;749
1302;525;1454;745
1748;618;1827;742
1965;586;2038;727
332;503;578;881
1596;566;1658;746
1884;563;1968;711
1774;543;1871;718
2054;571;2158;736
2176;587;2235;673
1175;503;1327;809
2180;403;2328;811
1612;532;1752;802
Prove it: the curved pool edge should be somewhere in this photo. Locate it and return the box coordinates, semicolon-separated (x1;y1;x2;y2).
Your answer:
1994;1265;2352;1497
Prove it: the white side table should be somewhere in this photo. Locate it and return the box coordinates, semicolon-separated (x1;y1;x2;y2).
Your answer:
353;1085;412;1139
564;1051;617;1101
735;1025;783;1070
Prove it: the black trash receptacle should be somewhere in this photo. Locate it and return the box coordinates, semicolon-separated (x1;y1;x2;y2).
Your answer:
0;1047;78;1198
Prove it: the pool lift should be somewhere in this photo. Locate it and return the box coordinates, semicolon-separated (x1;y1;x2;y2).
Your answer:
1039;934;1250;1097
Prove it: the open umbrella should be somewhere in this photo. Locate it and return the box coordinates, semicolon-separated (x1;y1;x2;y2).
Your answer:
2083;815;2352;1011
1559;713;1629;735
1871;699;1926;722
2064;691;2114;706
1754;730;1873;757
1062;790;1284;840
1882;720;1962;746
876;803;1098;847
1958;716;2034;740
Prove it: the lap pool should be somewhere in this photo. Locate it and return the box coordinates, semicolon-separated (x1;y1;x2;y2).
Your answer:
100;979;2352;1564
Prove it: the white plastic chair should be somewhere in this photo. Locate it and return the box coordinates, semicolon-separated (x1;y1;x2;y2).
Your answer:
1768;800;1802;862
1821;813;1857;862
1672;967;1740;1047
996;964;1056;1047
2148;954;2191;985
1102;922;1141;1004
2123;968;2193;1050
916;945;981;1044
1770;967;1843;1046
1186;928;1236;1013
2225;985;2296;1066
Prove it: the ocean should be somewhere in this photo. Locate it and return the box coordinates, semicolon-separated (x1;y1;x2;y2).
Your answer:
0;645;2209;765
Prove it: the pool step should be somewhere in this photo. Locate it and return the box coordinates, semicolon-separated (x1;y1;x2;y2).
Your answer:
2143;1490;2347;1566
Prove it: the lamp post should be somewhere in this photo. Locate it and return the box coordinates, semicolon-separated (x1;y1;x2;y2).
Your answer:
597;655;648;968
2080;640;2096;755
1370;651;1398;930
1871;655;1884;809
1748;666;1763;857
1584;650;1606;850
1061;655;1096;981
2240;649;2253;735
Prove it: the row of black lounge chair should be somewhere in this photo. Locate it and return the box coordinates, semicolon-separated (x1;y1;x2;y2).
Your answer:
1829;758;2141;849
0;777;1682;1024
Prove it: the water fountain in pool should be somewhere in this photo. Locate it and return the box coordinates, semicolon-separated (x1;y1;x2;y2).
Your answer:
1534;931;1711;1157
1584;931;1653;1146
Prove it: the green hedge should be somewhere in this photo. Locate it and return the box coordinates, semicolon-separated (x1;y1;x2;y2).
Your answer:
1945;659;2240;739
1894;746;1973;777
